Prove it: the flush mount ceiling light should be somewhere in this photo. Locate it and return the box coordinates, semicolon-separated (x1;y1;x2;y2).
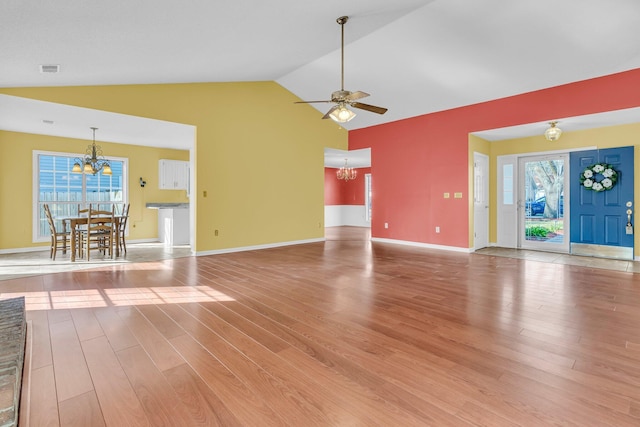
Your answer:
544;121;562;141
336;158;357;181
72;127;112;175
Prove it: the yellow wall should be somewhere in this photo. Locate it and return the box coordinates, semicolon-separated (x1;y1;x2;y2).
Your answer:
0;82;348;252
0;130;188;250
485;122;640;254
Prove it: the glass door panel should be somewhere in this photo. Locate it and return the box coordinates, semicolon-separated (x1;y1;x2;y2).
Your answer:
519;154;569;252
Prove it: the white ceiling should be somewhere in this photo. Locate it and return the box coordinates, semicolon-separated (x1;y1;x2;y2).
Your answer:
325;148;371;169
2;0;640;159
0;94;195;149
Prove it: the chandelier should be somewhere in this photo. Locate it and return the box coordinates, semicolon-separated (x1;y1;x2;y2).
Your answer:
72;127;112;175
544;121;562;142
336;158;357;181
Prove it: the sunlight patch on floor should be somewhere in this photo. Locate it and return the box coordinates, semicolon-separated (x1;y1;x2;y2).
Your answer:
1;285;234;311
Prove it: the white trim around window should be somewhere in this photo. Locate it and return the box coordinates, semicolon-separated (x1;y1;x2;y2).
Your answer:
32;150;129;243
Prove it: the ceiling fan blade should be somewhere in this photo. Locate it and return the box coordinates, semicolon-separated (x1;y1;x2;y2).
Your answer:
345;91;369;101
351;102;388;115
294;100;332;104
322;105;340;120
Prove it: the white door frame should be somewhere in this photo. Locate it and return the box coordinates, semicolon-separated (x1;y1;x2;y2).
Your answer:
496;147;594;252
473;152;489;250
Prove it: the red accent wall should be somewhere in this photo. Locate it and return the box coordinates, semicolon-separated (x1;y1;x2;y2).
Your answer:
349;68;640;247
324;167;371;205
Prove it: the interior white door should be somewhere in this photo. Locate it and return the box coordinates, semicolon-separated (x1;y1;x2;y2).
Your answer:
473;152;489;250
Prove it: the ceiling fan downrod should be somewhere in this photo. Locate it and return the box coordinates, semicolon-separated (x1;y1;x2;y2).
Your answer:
337;16;348;91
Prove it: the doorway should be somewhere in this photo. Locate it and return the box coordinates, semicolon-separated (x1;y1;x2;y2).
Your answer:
518;154;569;252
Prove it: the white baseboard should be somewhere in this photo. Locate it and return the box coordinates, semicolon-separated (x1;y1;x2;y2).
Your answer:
0;246;48;255
196;238;325;257
372;237;472;253
0;238;166;255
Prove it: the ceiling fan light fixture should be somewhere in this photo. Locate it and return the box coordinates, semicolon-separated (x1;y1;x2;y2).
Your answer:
544;121;562;141
329;105;356;123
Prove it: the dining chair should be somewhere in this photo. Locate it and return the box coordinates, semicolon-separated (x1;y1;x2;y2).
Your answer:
77;205;115;261
117;203;130;254
43;204;70;260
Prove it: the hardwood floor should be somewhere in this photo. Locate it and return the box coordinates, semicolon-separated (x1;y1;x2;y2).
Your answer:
3;227;640;425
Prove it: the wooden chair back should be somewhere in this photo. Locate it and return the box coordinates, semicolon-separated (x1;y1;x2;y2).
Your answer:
43;204;70;260
117;203;130;253
80;205;115;260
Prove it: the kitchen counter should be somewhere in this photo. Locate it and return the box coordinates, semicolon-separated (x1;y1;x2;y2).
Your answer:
145;202;189;209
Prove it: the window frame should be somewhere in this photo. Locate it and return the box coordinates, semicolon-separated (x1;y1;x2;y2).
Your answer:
32;150;129;243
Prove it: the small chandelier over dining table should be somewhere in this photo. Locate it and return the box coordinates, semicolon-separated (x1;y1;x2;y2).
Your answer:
72;127;112;175
336;158;357;181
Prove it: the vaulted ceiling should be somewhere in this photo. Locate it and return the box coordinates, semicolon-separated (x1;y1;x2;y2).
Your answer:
2;0;640;148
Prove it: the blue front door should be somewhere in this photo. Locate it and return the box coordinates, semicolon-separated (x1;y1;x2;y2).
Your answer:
570;147;634;257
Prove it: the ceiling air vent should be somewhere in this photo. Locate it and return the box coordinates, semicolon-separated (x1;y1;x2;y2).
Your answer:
39;64;60;74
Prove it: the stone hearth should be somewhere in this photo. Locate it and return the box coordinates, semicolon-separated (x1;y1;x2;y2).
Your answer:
0;297;26;427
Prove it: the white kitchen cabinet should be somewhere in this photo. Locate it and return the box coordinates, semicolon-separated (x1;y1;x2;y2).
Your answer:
159;159;189;190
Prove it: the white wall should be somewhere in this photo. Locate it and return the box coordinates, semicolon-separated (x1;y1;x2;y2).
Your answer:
325;205;369;227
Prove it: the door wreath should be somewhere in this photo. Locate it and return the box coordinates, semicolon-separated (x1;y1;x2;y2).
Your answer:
579;163;618;192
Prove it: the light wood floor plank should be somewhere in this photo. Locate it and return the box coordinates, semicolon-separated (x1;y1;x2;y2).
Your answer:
81;336;150;427
168;333;287;426
116;347;198;426
28;365;59;427
69;307;105;342
115;306;185;371
58;390;106;427
48;319;94;402
163;363;242;427
93;306;139;352
25;310;53;370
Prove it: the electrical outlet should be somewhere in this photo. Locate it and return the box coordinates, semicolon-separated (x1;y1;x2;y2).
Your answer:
384;222;389;229
435;226;440;233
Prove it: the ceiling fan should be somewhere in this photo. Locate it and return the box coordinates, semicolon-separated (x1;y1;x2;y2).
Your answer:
295;16;388;123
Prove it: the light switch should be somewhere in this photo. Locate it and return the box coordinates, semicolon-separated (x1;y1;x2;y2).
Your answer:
444;192;450;198
454;192;463;198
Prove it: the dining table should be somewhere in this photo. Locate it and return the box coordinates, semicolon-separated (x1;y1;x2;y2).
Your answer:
59;215;124;262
